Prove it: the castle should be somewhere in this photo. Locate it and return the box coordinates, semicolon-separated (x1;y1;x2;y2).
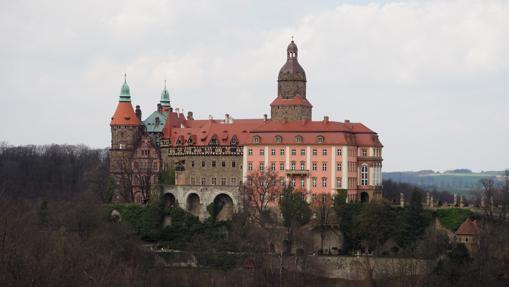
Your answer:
110;40;383;218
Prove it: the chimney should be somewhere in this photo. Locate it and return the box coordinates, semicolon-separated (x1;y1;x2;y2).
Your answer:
263;114;268;121
157;103;162;113
135;105;142;120
323;116;329;123
344;119;350;123
225;114;230;124
187;111;194;120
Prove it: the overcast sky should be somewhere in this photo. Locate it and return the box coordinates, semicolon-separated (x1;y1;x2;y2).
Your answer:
0;0;508;172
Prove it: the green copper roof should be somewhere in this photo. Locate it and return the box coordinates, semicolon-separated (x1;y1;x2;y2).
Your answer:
160;81;171;107
143;110;168;133
119;74;131;102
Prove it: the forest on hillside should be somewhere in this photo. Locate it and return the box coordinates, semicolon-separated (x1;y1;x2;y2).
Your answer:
0;144;508;287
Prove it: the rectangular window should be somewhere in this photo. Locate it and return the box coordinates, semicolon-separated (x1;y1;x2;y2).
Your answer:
280;177;286;186
312;162;317;171
300;178;305;188
300;161;305;170
322;162;327;171
280;149;285;156
271;162;276;171
322;149;327;156
190;177;195;185
221;177;227;186
232;161;236;168
336;177;342;188
312;177;317;187
191;161;195;167
201;177;206;185
362;149;367;157
248;149;253;156
312;149;317;156
202;161;206;167
280;162;285;171
222;161;226;167
337;148;342;156
259;162;265;171
260;149;265;156
300;149;305;156
271;149;276;156
212;161;216;167
248;162;253;171
322;177;327;188
336;162;342;171
291;178;296;187
291;161;296;170
291;149;296;156
230;177;236;185
211;177;217;185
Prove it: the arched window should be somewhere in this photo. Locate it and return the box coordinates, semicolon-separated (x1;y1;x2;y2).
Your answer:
361;164;369;186
187;136;194;146
275;135;282;144
317;135;324;144
295;135;303;144
253;136;261;144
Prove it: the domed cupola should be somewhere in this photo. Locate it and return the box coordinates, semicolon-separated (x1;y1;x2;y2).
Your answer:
119;74;131;102
271;39;312;122
277;40;307;99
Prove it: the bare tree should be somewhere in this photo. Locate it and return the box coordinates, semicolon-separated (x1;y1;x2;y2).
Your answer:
314;193;335;254
243;170;283;228
480;178;496;219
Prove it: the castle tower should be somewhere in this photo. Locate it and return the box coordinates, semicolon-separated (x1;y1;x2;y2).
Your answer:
159;80;172;112
271;39;312;121
110;75;141;201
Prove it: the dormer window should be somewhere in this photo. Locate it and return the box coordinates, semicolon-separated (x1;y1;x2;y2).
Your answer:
275;135;282;144
209;135;218;145
317;135;324;144
231;135;238;146
253;136;261;144
176;137;183;146
295;136;303;144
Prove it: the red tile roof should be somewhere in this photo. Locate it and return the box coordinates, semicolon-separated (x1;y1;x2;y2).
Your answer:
270;95;312;107
162;117;382;147
455;219;480;236
110;102;141;126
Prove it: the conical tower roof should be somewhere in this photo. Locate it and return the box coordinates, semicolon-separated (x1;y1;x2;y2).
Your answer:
111;74;140;126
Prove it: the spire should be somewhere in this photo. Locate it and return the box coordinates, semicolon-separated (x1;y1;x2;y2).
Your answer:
160;80;171;107
119;73;131;102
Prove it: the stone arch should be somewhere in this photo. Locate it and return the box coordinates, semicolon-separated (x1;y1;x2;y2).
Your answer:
163;193;176;208
213;193;234;221
186;193;201;217
360;191;369;203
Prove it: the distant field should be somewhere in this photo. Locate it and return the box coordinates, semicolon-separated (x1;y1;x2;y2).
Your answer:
383;170;504;197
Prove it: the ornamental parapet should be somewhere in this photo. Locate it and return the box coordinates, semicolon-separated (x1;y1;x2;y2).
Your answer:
357;156;383;161
164;145;243;157
285;169;310;176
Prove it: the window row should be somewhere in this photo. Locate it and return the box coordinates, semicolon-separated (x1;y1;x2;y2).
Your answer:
190;177;238;186
190;160;238;168
253;135;325;144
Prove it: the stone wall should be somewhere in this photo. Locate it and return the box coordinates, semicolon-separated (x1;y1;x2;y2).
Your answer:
279;256;435;281
161;153;243;187
271;104;312;121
